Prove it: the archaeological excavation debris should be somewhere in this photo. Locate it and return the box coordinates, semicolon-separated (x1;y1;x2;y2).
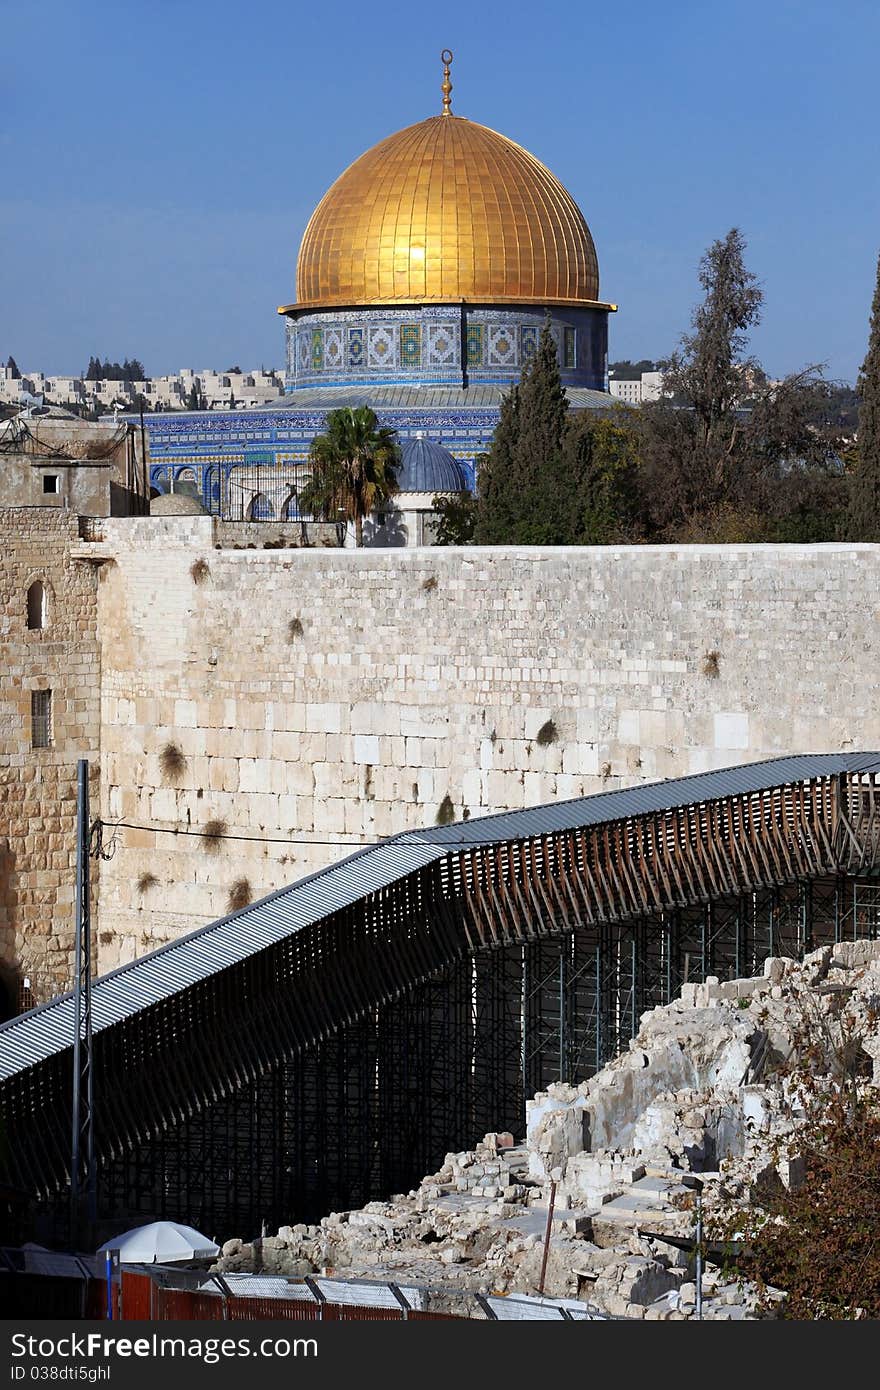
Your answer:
213;939;880;1319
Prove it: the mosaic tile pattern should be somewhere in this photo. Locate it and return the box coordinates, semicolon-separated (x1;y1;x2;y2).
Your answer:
564;327;576;369
521;326;538;364
426;324;457;366
368;325;396;368
311;329;323;371
400;323;421;368
488;326;517;367
348;327;364;368
466;324;484;368
324;328;343;371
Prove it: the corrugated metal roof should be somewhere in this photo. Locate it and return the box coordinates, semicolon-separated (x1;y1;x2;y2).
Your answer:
2;752;878;1085
258;385;617;412
412;751;880;849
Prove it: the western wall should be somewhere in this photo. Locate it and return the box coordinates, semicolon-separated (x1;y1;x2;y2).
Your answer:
2;511;879;995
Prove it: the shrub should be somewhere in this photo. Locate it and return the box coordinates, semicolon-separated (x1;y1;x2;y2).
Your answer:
536;718;558;746
202;819;227;852
159;742;186;782
227;877;252;913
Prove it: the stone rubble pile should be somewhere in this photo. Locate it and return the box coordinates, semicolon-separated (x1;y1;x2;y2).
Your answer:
212;939;880;1319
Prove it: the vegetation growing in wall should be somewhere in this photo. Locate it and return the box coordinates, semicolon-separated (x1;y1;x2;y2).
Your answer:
422;575;438;592
702;650;721;678
202;820;227;852
288;616;304;639
536;718;558;747
159;742;186;783
227;878;252;913
190;558;210;584
435;794;456;826
136;872;158;895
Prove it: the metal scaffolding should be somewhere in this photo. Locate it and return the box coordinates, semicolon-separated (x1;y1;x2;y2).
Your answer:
2;756;880;1238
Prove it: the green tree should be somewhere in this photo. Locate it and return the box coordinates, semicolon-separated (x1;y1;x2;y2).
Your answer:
475;322;575;544
639;229;838;539
186;382;201;411
300;406;400;547
848;249;880;540
473;388;521;543
5;355;21;378
431;488;479;545
562;409;643;543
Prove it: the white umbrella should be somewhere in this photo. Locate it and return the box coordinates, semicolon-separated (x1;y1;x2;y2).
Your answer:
97;1221;219;1264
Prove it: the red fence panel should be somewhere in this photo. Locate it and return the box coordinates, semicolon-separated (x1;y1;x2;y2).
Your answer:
227;1297;320;1321
120;1271;153;1320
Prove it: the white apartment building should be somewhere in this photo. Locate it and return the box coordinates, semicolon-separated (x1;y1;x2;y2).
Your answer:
0;366;284;413
608;370;664;406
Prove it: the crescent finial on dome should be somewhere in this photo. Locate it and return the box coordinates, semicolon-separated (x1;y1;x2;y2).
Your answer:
441;49;453;115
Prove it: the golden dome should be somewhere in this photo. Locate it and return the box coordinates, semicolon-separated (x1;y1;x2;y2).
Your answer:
284;112;604;312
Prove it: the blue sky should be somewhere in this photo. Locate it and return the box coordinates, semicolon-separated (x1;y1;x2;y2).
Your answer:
2;0;878;382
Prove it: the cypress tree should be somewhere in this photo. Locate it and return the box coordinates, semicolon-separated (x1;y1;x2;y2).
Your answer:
849;250;880;540
473;384;521;543
475;321;575;543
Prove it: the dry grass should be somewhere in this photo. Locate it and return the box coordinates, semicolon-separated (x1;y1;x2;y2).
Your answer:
202;819;227;852
159;742;186;782
536;718;558;747
422;575;438;592
190;557;210;585
137;872;158;894
702;649;721;678
288;616;304;639
435;793;455;826
227;877;252;913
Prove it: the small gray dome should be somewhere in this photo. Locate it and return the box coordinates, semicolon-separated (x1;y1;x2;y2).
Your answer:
397;437;465;494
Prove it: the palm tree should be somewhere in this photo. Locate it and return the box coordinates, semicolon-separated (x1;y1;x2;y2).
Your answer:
300;406;400;547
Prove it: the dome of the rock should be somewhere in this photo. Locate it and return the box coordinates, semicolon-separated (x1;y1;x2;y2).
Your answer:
291;114;601;310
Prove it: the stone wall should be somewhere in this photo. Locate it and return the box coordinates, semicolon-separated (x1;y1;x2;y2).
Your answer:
89;520;880;970
0;509;101;1007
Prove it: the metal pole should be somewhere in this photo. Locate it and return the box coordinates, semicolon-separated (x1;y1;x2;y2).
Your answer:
70;759;94;1238
695;1187;703;1320
538;1178;557;1296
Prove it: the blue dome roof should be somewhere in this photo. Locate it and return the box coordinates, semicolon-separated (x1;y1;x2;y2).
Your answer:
397;437;465;494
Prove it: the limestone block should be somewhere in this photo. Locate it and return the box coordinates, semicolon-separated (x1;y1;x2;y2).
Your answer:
173;699;198;729
713;711;750;751
353;734;379;765
305;702;343;734
524;707;553;740
461;768;482;806
617;710;640;744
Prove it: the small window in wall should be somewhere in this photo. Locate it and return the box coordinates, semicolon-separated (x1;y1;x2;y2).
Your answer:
42;475;59;494
27;580;47;630
31;689;52;749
